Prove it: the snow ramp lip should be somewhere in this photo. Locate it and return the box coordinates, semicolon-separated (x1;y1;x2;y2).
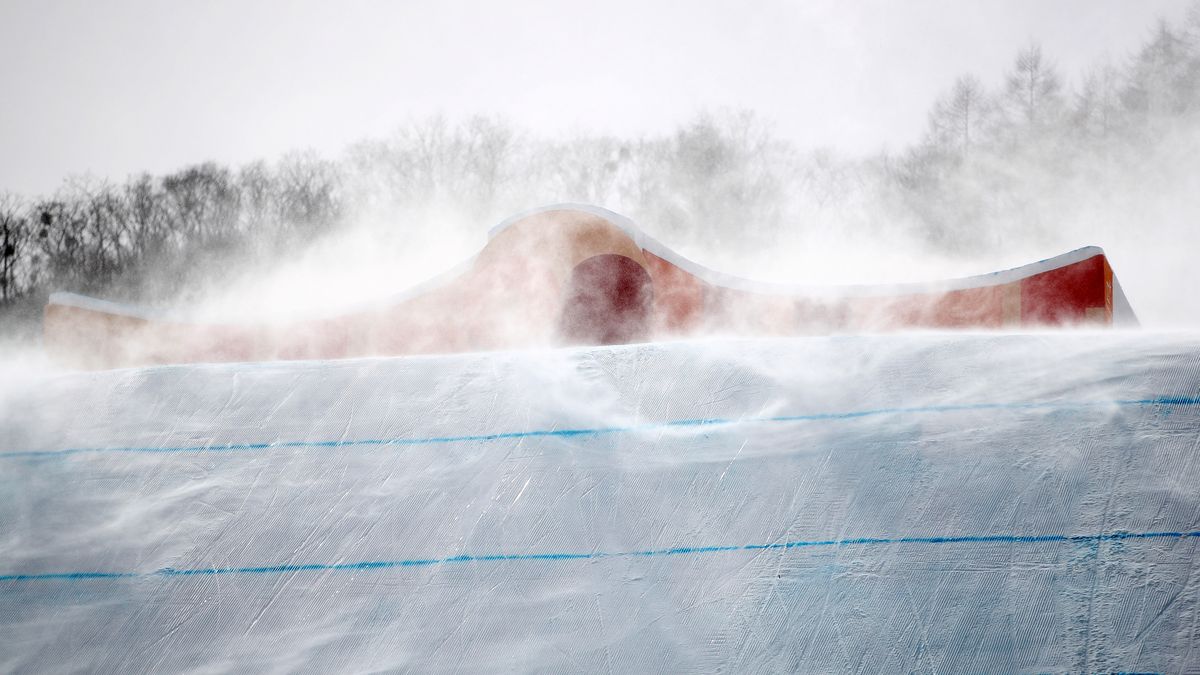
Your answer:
6;394;1197;460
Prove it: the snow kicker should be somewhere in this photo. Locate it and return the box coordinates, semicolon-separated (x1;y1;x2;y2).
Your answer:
43;204;1136;369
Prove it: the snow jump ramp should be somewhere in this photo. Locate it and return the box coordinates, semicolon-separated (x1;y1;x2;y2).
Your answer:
43;204;1136;369
3;333;1199;672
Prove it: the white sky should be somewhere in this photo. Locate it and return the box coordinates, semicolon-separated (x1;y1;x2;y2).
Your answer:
0;0;1193;196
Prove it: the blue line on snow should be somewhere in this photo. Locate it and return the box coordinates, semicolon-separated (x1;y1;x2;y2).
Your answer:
3;395;1198;460
2;529;1196;583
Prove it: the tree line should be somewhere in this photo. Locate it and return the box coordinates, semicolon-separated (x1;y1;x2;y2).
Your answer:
3;6;1200;339
887;10;1200;252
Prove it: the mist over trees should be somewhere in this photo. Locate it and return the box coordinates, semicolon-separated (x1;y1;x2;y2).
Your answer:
3;7;1200;339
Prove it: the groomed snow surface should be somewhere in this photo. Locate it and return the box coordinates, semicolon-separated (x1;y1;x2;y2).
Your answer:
2;333;1199;672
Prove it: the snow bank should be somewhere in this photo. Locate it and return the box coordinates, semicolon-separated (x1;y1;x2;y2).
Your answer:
2;333;1198;671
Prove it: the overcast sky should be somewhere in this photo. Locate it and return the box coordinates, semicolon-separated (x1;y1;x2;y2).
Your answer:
0;0;1193;196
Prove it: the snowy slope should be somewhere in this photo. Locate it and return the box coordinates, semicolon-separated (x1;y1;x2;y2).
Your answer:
2;333;1199;672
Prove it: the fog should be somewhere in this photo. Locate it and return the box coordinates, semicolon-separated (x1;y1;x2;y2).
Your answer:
2;1;1200;354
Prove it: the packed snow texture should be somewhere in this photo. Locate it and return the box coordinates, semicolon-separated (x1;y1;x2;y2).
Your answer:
2;333;1199;672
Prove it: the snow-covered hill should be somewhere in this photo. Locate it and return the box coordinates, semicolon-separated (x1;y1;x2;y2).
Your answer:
2;333;1198;672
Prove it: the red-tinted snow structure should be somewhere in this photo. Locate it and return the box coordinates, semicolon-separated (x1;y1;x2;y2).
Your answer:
44;204;1138;369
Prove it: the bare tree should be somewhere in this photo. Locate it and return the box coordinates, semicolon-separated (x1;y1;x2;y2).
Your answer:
0;194;28;302
1073;62;1124;139
929;75;990;159
460;116;518;215
161;163;239;245
275;151;343;240
1122;20;1195;119
32;198;86;290
1004;43;1063;131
